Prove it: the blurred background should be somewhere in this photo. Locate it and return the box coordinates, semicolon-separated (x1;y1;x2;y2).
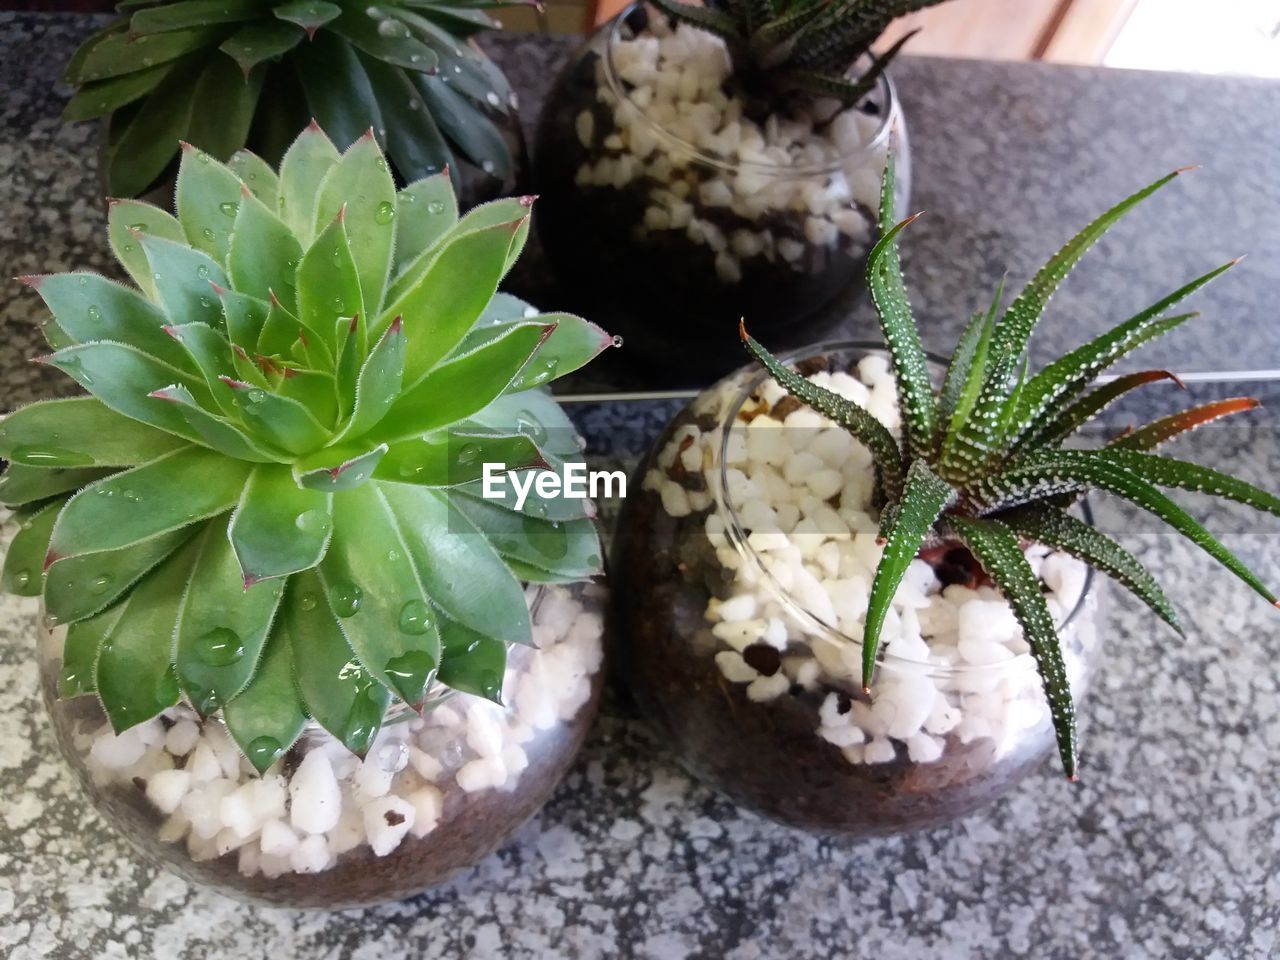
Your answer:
10;0;1280;76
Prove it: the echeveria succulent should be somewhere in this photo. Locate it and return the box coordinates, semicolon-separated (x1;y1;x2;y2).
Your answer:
1;127;614;772
743;156;1278;779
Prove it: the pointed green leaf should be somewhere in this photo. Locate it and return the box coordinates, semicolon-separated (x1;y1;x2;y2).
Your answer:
227;149;280;208
229;464;334;583
288;569;390;756
222;626;308;773
94;537;201;732
1104;449;1280;519
182;52;265;163
741;325;903;497
361;54;452;197
278;121;341;242
330;7;439;72
140;233;229;327
0;397;187;467
174;142;248;261
507;313;616;391
861;460;954;688
219;19;305;73
1021;369;1185;449
412;73;510;177
296;212;364;359
947;515;1079;778
148;382;282;462
0;465;111;508
72;25;224;83
314;133;397;317
45;526;193;626
60;605;121;698
219;377;333;454
293;443;387;491
438;616;506;703
48;448;252;561
293;32;382;155
162;321;236;399
374;429;541;487
335;317;404;442
278;368;340;426
981;450;1277;604
2;499;63;596
228;186;303;313
992;168;1192;376
1112;398;1260;452
106;200;186;301
61;17;128;85
63;60;174;121
131;0;263;32
274;0;341;34
316;484;442;704
381;219;528;381
219;288;270;352
938;281;1001;435
998;504;1179;632
42;341;211;444
451;493;603;581
23;271;194;373
380;482;532;645
176;522;287;714
371;321;552;443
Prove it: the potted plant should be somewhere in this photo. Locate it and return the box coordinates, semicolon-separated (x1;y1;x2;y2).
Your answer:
0;127;617;906
534;0;952;371
611;156;1277;834
62;0;528;205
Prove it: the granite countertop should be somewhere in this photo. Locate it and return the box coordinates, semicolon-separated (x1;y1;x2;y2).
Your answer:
2;13;1279;960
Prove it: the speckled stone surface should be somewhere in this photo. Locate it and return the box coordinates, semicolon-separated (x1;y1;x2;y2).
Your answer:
2;13;1280;960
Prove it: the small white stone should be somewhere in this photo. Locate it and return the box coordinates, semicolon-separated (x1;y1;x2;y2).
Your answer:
714;650;759;683
907;732;943;763
259;819;299;857
660;481;692;517
164;720;200;757
407;785;444;838
289;751;342;835
805;468;844;501
214;827;246;857
219;782;261;839
354;757;394;799
181;779;236;840
466;706;506;759
290;834;332;873
746;673;789;702
778;238;805;263
456;757;503;793
362;795;416;856
717;594;757;622
145;770;191;815
714;252;741;284
158;810;190;843
864;738;896;764
575;110;594;149
237;843;260;877
804;216;838;246
89;728;146;769
819;723;865;747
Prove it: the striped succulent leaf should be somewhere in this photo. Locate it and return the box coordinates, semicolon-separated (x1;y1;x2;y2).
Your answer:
61;0;526;198
740;153;1277;778
0;132;614;771
648;0;952;107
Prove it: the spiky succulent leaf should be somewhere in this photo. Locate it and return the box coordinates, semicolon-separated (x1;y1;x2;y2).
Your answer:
62;0;522;198
5;136;612;768
743;153;1279;778
947;515;1079;779
860;460;954;688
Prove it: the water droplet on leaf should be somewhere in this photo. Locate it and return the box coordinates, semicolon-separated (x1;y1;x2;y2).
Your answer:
195;627;245;666
245;736;282;770
398;599;431;635
374;200;395;225
427;200;445;215
219;201;239;218
330;581;363;618
295;509;332;536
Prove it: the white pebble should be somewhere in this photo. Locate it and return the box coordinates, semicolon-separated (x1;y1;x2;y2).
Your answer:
89;728;146;769
289;751;342;835
259;819;299;857
362;796;416;856
164;720;200;757
289;834;332;873
144;769;191;815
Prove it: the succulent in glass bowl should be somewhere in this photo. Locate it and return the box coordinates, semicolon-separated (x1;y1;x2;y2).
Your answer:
0;128;615;905
534;0;952;371
611;156;1279;834
62;0;529;204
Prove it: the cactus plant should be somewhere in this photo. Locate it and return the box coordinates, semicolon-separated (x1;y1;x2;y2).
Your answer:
1;127;614;772
62;0;527;198
741;156;1278;780
649;0;953;113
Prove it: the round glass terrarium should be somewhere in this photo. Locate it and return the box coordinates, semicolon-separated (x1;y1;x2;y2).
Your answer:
39;582;604;908
611;343;1103;835
534;3;910;372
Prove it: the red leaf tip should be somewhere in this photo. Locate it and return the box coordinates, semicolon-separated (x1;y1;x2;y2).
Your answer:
738;318;748;341
16;274;44;289
43;550;62;573
389;315;403;334
1067;772;1080;783
178;140;194;152
336;203;347;224
518;195;538;207
306;118;322;132
240;182;252;199
208;280;225;296
1173;164;1201;175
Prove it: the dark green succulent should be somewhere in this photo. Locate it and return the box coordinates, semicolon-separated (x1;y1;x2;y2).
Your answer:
62;0;527;197
742;156;1278;780
649;0;952;109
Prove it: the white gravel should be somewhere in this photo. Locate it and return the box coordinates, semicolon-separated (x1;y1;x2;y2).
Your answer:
644;359;1099;767
73;584;604;876
576;17;893;284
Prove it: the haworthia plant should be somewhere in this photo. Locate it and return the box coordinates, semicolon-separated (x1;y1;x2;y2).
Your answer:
649;0;954;112
1;129;615;771
742;155;1278;780
61;0;531;198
